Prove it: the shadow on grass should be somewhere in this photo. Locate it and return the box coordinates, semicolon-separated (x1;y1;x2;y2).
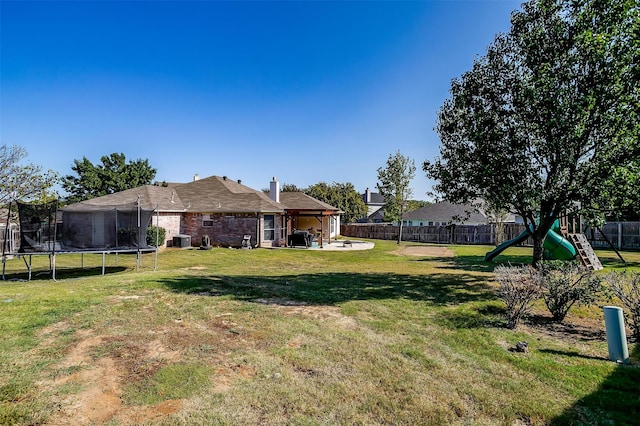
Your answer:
538;348;608;362
160;271;497;306
1;266;129;281
551;343;640;425
434;303;506;329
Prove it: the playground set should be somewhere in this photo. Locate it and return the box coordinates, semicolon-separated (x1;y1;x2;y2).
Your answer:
1;199;159;281
484;214;604;270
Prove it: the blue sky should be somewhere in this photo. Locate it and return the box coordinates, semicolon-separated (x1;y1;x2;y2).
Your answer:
1;0;521;200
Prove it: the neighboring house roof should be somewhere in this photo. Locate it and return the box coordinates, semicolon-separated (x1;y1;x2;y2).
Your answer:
362;189;385;205
403;202;487;225
279;192;340;213
367;205;383;218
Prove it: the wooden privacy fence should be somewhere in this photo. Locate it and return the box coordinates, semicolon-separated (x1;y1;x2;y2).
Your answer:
341;222;640;251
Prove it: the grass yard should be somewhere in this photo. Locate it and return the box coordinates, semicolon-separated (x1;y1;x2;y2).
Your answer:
0;240;638;425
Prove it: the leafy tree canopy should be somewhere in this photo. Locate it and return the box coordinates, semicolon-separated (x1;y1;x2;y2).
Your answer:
62;153;157;203
0;144;59;206
377;150;416;243
424;0;639;264
304;181;367;224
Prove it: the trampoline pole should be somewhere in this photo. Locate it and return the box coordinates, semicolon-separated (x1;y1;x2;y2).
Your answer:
1;200;11;280
154;203;159;272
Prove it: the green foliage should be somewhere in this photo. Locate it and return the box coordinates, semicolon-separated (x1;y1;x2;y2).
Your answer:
537;261;602;322
377;151;416;244
602;270;640;340
405;200;430;213
62;152;157;203
0;144;59;206
424;0;640;264
280;183;302;192
304;181;367;224
494;264;542;329
146;225;166;247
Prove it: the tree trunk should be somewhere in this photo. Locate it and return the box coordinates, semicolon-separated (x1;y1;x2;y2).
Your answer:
397;204;405;244
532;233;545;267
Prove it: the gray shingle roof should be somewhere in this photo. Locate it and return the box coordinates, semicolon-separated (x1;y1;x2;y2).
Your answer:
403;202;487;225
61;185;181;212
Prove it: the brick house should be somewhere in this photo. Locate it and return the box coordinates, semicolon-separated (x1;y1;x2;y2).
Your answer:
63;175;340;248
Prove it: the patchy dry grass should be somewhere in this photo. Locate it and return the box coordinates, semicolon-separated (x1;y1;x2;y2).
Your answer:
0;241;639;425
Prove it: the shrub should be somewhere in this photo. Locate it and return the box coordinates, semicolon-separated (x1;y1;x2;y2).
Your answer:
537;261;602;322
495;264;542;329
602;270;640;341
146;226;166;247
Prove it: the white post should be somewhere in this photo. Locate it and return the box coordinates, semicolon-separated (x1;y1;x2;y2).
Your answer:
603;306;629;364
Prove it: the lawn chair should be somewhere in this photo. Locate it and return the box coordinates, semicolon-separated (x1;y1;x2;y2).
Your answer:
241;235;252;249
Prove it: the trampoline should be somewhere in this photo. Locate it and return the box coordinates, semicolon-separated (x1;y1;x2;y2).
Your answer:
2;198;159;281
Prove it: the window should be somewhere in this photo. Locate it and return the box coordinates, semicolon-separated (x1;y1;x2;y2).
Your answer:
263;215;275;241
202;214;214;227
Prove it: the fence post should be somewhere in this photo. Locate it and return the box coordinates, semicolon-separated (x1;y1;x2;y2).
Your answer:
618;222;622;249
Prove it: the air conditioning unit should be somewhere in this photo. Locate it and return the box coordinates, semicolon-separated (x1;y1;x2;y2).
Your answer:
173;234;191;248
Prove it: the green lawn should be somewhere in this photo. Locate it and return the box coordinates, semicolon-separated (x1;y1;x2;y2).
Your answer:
0;241;638;425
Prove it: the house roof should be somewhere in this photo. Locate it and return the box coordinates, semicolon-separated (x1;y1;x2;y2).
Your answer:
279;192;340;212
62;176;341;215
61;185;180;212
362;191;385;205
173;176;284;213
403;202;487;225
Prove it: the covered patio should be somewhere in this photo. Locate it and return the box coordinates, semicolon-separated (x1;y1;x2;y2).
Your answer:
279;192;341;248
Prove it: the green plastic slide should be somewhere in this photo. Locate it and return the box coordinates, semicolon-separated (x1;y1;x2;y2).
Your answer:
484;222;576;262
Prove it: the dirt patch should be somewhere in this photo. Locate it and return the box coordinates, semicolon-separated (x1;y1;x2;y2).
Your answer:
394;245;455;257
38;329;191;425
255;298;357;329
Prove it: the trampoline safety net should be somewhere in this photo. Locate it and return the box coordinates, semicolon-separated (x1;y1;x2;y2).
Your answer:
16;200;155;253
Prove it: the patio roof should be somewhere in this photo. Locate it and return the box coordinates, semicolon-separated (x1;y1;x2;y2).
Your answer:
279;192;340;215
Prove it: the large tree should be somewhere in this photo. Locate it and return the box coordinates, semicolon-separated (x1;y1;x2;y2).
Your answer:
377;151;416;244
424;0;639;264
62;153;157;203
0;144;58;206
305;181;367;224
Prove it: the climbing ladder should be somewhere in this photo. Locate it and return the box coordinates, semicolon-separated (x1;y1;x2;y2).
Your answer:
568;234;603;270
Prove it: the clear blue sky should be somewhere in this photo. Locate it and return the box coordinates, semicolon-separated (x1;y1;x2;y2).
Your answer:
1;0;521;200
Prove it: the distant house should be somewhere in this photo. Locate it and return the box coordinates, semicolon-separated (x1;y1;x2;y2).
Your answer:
63;176;341;248
402;202;487;226
360;188;385;223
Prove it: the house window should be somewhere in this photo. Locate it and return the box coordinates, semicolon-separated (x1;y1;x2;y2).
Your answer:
263;215;275;241
202;214;214;227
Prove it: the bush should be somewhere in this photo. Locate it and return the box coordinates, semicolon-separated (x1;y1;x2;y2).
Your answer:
146;226;166;247
495;264;542;329
602;270;640;341
537;261;602;322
